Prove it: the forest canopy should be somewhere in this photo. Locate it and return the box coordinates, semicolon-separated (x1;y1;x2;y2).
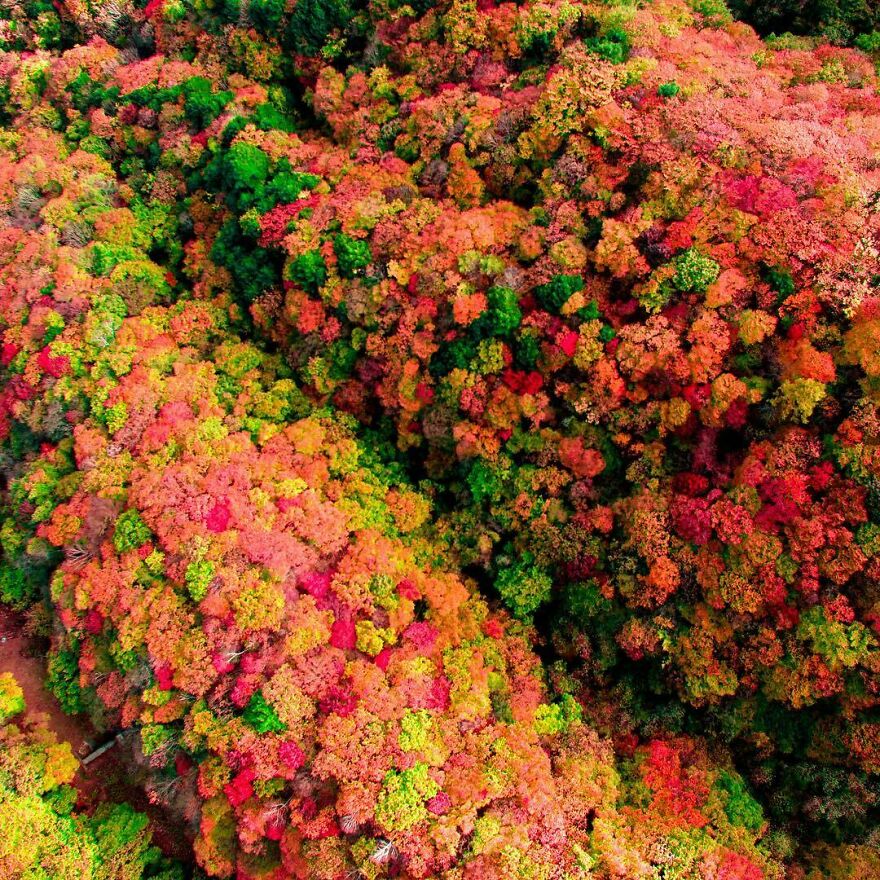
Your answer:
3;0;880;876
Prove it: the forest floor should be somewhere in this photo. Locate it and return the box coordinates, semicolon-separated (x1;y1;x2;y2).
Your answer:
0;605;192;861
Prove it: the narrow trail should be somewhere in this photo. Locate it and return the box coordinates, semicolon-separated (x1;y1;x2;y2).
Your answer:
0;605;192;862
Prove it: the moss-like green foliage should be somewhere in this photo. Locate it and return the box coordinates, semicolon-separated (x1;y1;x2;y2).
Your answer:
239;208;262;238
468;814;502;855
688;0;732;25
140;723;174;757
534;695;582;736
243;691;287;734
333;234;372;278
211;220;281;304
587;26;631;64
90;241;137;275
94;803;180;879
428;335;479;376
495;554;553;619
251;102;297;133
856;31;880;52
286;0;355;55
671;247;720;293
287;250;328;293
0;563;35;610
797;607;877;670
45;645;85;715
113;509;152;553
0;672;25;724
270;169;320;203
765;264;796;299
732;0;872;41
485;285;522;336
184;560;215;602
182;77;233;130
398;708;435;752
534;274;584;313
224;142;271;209
466;459;504;506
374;762;439;832
514;331;541;370
715;769;765;832
249;0;287;31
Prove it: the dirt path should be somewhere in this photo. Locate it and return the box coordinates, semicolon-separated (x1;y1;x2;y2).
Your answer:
0;606;96;753
0;606;192;862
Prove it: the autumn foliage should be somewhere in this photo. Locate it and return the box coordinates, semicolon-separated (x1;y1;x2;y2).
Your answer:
3;0;880;876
